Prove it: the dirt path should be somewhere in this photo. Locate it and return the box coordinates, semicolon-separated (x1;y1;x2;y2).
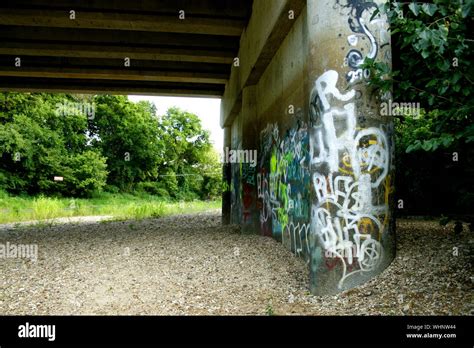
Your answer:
0;212;471;315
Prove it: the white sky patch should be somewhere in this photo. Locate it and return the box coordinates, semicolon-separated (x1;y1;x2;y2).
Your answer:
128;95;223;153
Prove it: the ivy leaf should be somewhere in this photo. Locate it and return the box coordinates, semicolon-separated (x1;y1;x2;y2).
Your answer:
418;29;431;41
438;85;449;94
441;136;453;147
436;60;450;72
406;140;421;153
406;144;416;153
428;95;435;105
421;140;433;151
421;49;430;58
408;2;420;16
421;3;437;16
461;1;473;18
400;80;411;90
426;79;438;88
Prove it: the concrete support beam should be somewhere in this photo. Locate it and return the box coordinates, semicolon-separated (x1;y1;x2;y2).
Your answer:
220;61;242;128
306;0;395;295
240;86;259;233
0;67;228;84
0;27;239;51
220;0;305;128
1;0;253;20
222;127;232;225
0;9;246;36
0;42;234;64
230;112;243;224
0;77;223;97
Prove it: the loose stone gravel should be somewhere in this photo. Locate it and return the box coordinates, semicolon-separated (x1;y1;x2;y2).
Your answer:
0;212;472;315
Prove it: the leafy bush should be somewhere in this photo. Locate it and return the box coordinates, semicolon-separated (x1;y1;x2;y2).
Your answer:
135;181;170;198
104;184;120;194
362;1;474;218
64;150;108;197
370;0;473;152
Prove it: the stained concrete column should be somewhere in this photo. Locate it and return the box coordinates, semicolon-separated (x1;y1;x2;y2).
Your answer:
222;126;232;225
306;0;395;294
230;113;243;224
241;85;259;233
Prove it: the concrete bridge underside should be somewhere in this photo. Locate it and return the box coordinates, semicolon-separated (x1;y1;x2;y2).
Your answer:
0;0;252;96
0;0;395;295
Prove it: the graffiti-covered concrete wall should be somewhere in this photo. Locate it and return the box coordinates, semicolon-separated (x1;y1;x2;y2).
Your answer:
221;0;395;295
307;0;396;295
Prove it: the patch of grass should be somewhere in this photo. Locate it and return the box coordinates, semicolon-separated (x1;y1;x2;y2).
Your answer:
0;190;221;224
122;201;165;220
32;196;67;221
265;300;275;316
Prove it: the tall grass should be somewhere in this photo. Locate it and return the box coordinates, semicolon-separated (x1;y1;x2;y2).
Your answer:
32;196;66;221
0;189;221;224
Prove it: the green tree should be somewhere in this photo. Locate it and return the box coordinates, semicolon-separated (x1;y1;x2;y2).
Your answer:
89;95;164;191
198;147;223;200
157;107;213;199
0;92;107;197
0;93;222;200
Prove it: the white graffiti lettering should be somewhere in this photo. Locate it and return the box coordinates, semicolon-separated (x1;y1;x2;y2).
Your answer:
309;70;390;289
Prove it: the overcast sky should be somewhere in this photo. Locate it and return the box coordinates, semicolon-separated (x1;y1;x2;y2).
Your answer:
128;95;223;153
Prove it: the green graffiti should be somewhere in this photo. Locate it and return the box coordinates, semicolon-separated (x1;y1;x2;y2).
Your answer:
270;149;277;174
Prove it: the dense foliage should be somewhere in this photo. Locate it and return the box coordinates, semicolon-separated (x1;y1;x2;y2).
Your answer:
367;0;473;217
0;93;222;199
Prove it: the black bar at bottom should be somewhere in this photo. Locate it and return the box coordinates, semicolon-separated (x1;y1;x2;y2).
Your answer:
0;316;471;346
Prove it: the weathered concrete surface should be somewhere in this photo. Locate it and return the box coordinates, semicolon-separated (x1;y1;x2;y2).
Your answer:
220;0;306;127
240;86;259;233
221;127;232;225
221;0;395;295
306;0;395;295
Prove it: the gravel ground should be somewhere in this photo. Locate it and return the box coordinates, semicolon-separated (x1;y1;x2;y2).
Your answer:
0;212;472;315
0;216;113;231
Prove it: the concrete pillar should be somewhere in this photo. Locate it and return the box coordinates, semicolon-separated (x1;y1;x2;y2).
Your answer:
241;86;259;233
222;126;232;225
306;0;395;294
230;113;243;224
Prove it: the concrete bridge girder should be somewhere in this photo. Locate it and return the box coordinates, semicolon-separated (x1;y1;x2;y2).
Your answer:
0;0;253;97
